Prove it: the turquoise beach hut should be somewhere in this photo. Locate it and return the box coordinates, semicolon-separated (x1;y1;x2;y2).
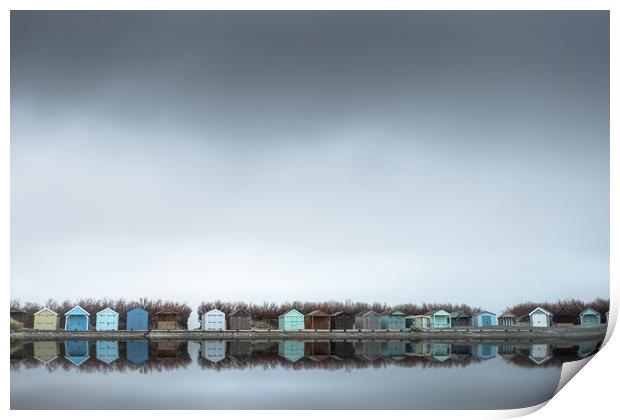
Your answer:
126;307;149;331
278;309;305;330
428;309;452;328
96;308;119;331
96;341;119;364
64;306;90;331
472;311;498;328
278;341;305;362
65;340;90;366
430;343;452;362
380;311;407;330
579;308;601;326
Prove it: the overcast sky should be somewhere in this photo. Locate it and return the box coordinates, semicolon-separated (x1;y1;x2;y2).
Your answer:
11;11;609;320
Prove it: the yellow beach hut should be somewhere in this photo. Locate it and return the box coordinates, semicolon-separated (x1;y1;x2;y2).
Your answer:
33;308;60;330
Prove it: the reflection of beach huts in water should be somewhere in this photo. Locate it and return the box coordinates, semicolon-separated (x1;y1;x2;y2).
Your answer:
330;341;355;358
472;343;497;359
579;308;601;326
405;341;431;356
278;341;305;362
127;341;149;364
380;311;406;330
64;306;90;331
34;341;59;364
577;342;599;359
430;343;452;361
65;340;90;366
202;308;226;330
428;310;452;328
278;309;305;330
156;341;179;359
33;308;60;331
529;344;552;365
498;312;518;327
228;341;253;362
360;311;381;330
450;312;472;327
96;308;119;331
227;309;251;330
354;341;382;360
96;341;119;364
304;341;331;361
126;307;149;331
380;341;407;359
304;310;330;330
472;311;498;328
529;307;553;328
202;341;226;363
330;312;355;330
155;309;179;330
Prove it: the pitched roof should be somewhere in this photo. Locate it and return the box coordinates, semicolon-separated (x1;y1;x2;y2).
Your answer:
499;312;517;318
473;310;496;316
279;309;304;318
363;310;379;317
156;308;177;315
529;307;553;316
580;308;600;316
34;307;58;316
330;311;353;317
96;307;119;315
306;309;330;317
228;308;251;317
64;305;90;316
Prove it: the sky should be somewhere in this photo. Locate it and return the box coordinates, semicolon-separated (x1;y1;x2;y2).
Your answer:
10;11;609;321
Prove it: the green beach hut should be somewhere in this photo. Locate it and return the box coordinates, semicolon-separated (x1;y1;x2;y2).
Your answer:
428;309;452;328
380;311;407;330
278;309;304;330
579;308;601;326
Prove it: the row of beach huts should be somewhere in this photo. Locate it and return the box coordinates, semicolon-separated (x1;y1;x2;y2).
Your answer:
10;305;608;331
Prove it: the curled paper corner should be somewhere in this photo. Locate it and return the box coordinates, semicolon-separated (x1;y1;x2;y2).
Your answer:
554;356;592;396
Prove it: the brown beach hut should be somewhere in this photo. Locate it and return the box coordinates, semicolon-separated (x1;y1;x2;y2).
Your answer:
155;309;179;330
554;308;578;326
498;312;518;326
330;311;355;330
304;309;330;330
227;309;252;330
10;309;32;328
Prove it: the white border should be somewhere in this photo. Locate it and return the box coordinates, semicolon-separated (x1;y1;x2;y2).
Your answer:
3;2;616;419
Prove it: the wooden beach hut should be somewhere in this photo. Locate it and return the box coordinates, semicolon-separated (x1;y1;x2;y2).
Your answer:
127;340;149;364
529;307;553;328
278;309;305;330
65;340;90;366
380;311;406;330
330;341;355;359
361;311;381;330
427;309;452;328
228;341;252;362
10;309;32;328
96;307;119;331
64;306;90;331
411;315;431;329
227;309;251;330
126;307;149;330
201;340;226;363
304;309;330;330
33;341;59;364
472;311;498;328
96;341;119;364
498;312;518;326
157;341;179;359
450;311;472;327
278;340;305;362
380;341;407;359
155;309;179;330
33;308;60;331
305;341;331;361
554;307;578;326
330;311;355;330
202;308;226;330
579;308;601;326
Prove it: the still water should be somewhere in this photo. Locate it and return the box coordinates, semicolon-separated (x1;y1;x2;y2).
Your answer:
11;339;601;409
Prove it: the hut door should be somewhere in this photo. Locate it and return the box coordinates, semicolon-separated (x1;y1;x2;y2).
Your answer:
531;313;547;327
67;316;87;331
482;315;492;327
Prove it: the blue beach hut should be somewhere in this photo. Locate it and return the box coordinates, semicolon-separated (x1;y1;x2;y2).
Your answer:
472;311;498;328
380;311;407;330
127;340;149;364
472;343;497;359
579;308;601;326
64;306;90;331
126;307;149;331
65;340;90;366
96;341;119;364
96;308;119;331
278;309;305;330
